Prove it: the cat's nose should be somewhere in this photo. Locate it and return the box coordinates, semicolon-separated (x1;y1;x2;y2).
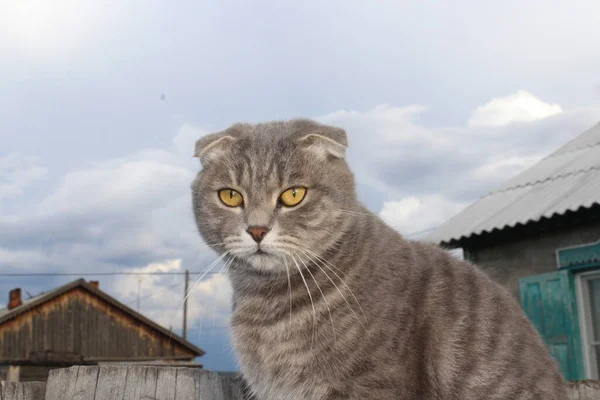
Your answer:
247;226;270;243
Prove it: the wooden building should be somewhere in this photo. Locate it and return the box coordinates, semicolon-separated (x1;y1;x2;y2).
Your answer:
0;279;204;382
427;121;600;382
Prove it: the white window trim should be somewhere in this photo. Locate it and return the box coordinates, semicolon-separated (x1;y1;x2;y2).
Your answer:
576;270;600;379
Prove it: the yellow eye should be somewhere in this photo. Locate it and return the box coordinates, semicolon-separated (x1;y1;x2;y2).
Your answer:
280;187;307;207
218;189;243;207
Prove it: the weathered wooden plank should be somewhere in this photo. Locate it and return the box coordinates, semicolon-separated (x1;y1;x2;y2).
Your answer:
21;322;30;360
44;365;79;400
122;366;145;400
22;382;45;400
222;376;244;400
174;368;196;400
0;382;20;400
88;305;95;357
72;366;99;400
66;302;74;354
32;314;41;354
140;366;158;399
97;312;108;357
93;366;128;400
73;300;82;356
155;366;177;400
50;309;58;354
194;370;225;400
0;381;45;400
567;379;600;400
43;366;241;400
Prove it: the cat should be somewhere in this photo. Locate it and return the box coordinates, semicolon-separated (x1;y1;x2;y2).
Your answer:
191;119;567;400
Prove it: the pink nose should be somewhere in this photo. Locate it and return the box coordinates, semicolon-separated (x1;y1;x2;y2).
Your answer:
247;226;269;243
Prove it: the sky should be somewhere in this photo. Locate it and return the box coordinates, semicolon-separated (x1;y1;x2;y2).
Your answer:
2;0;600;371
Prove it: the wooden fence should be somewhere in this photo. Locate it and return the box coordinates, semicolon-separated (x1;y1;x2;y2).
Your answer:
1;366;600;399
0;381;45;400
568;380;600;400
1;366;246;400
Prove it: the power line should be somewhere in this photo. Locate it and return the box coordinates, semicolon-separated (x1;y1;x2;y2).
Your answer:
0;271;220;277
403;226;440;238
0;228;442;278
125;280;186;306
185;326;229;332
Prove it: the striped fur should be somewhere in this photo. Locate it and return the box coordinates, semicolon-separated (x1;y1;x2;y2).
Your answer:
191;119;567;400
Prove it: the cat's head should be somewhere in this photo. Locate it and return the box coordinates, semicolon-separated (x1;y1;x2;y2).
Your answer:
191;119;357;274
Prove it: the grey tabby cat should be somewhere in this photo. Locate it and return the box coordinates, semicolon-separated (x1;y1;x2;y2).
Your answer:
191;119;567;400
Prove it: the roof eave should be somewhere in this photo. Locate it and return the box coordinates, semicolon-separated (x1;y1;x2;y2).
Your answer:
431;204;600;249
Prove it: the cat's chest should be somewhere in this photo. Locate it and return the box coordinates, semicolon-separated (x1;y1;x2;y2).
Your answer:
231;313;336;399
232;314;320;368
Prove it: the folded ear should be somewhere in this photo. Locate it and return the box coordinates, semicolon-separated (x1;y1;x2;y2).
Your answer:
292;119;348;160
194;124;245;165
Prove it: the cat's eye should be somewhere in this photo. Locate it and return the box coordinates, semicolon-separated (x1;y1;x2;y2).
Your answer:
280;187;307;207
218;189;244;207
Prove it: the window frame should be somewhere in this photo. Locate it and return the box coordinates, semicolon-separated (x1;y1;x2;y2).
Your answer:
576;270;600;379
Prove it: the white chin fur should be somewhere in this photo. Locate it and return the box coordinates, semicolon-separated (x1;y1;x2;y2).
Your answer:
246;252;286;272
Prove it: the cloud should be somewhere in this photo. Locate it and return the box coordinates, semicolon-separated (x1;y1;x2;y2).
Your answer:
3;0;600;371
4;92;588;253
1;92;600;360
37;160;192;217
467;91;563;128
0;247;47;269
0;154;47;201
0;0;129;59
0;122;239;336
0;124;222;327
471;155;545;181
173;123;209;158
379;196;467;237
317;93;600;235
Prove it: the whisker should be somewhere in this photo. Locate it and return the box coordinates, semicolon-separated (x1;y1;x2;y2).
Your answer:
202;241;230;248
336;209;373;217
278;239;345;278
283;257;293;325
223;254;236;276
300;247;368;324
297;252;336;341
291;253;317;347
185;251;230;305
298;248;365;330
167;251;230;345
197;308;204;341
212;255;234;329
165;241;230;255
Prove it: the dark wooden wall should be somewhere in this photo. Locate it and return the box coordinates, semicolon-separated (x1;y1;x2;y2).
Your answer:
0;288;194;363
18;366;54;383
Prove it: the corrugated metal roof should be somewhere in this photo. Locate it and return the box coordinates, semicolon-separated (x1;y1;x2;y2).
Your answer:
426;122;600;245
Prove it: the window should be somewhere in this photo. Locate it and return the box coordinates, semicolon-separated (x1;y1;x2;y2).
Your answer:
577;272;600;379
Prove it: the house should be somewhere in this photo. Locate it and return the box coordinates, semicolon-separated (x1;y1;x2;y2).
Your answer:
0;279;204;382
427;121;600;382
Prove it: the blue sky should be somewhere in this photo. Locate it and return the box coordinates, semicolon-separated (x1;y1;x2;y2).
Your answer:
2;0;600;371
